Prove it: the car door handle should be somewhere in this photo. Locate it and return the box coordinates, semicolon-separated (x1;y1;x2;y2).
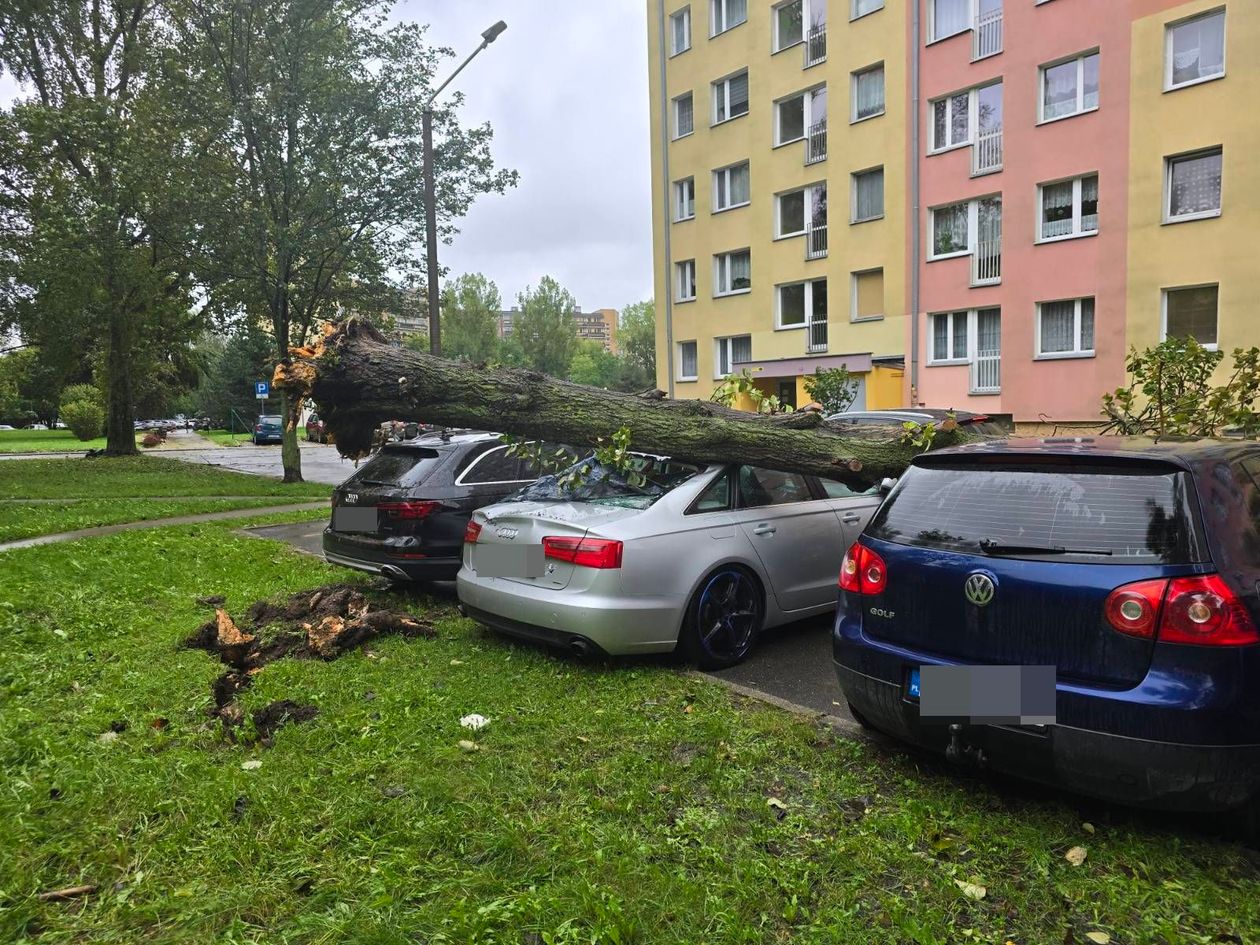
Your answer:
753;523;776;536
841;513;862;524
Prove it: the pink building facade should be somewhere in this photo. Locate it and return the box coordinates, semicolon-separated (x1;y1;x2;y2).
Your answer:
909;0;1132;423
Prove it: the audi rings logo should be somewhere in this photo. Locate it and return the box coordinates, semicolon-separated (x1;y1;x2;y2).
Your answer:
964;573;996;607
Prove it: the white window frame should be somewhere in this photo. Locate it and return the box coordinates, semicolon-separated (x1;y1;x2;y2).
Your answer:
772;0;804;52
713;249;752;297
1161;283;1220;351
1036;173;1099;243
928;201;972;260
774;84;825;146
851;63;885;123
712;70;749;125
669;6;692;56
774;182;825;239
712;161;750;213
851;268;884;322
714;334;752;378
673;177;696;222
1038;50;1100;124
851;166;884;224
851;0;884;21
1035;297;1096;360
775;278;826;330
1164;148;1223;224
1164;7;1226;92
928;0;971;44
672;92;694;139
927;310;973;365
675;259;697;302
929;88;972;153
677;340;699;381
710;0;748;36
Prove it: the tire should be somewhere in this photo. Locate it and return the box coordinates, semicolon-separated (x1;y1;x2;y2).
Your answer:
680;566;765;670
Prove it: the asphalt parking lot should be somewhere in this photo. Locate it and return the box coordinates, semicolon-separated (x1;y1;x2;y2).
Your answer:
153;430;360;485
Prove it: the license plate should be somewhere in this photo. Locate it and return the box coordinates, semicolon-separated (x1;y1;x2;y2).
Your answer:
475;544;545;578
917;665;1056;725
333;507;378;533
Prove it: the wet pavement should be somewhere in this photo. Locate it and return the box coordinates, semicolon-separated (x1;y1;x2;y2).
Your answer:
150;431;360;485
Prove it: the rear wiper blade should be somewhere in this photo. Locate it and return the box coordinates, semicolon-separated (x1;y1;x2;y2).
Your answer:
978;539;1113;557
356;479;396;487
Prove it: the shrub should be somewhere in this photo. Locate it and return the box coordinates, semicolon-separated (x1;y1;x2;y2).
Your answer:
804;367;858;416
60;400;105;441
60;384;104;409
141;432;163;448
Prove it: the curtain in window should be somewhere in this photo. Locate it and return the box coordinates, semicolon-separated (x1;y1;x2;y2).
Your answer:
731;335;752;366
932;315;949;361
1080;175;1099;232
680;343;697;378
729;251;751;290
855;67;885;120
1080;299;1095;352
1082;53;1100;110
1041;181;1074;239
671;11;689;53
976;309;1000;355
1166;286;1218;346
854;0;882;16
1040;301;1076;353
950;312;969;360
676;262;695;299
1170;152;1222;217
676;95;693;136
1172;12;1225;86
855;169;884;221
728;71;749;116
1043;60;1078;120
933;0;968;39
730;164;750;205
933;204;968;255
727;0;748;28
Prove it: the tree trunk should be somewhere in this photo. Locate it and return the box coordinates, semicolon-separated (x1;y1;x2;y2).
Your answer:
275;319;963;488
104;302;138;457
279;387;303;483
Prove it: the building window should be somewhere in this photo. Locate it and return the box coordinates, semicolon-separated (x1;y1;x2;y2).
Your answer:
777;278;827;329
675;260;697;302
852;0;884;19
930;311;970;362
1166;148;1222;223
1036;298;1095;358
775;183;825;238
715;335;753;377
773;0;803;51
678;341;698;381
930;0;969;42
670;7;692;55
1163;284;1219;348
1040;51;1100;122
712;70;749;124
673;92;694;138
712;161;750;212
852;63;885;121
930;82;1002;159
852;167;884;223
930;201;970;257
929;309;1002;392
714;249;751;296
1166;8;1225;90
931;91;970;151
1037;174;1099;241
775;86;826;146
673;177;695;222
710;0;748;35
852;269;884;321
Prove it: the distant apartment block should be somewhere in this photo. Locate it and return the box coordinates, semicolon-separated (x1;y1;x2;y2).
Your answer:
498;305;619;352
648;0;1256;423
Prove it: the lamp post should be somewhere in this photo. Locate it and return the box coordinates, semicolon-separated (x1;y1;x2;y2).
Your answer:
423;20;507;356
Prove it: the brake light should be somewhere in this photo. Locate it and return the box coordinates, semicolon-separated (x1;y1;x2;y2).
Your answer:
255;424;263;433
1105;575;1258;646
463;520;482;543
377;500;440;520
839;542;887;595
542;536;623;569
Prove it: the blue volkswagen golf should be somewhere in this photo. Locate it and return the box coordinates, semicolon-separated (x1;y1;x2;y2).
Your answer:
834;438;1260;819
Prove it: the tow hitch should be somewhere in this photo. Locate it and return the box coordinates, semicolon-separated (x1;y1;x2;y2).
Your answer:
945;723;988;767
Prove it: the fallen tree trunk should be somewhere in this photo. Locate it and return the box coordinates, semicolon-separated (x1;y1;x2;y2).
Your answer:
274;318;962;487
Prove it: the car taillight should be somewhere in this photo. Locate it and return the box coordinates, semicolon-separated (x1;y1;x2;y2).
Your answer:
542;536;623;569
255;424;262;433
463;520;482;544
1105;575;1258;647
839;542;887;595
377;500;440;520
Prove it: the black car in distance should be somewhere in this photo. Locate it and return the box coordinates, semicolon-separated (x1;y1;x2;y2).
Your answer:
323;430;562;582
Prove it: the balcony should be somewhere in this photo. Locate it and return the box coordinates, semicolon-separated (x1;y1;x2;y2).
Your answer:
806;222;828;260
805;118;827;165
971;239;1002;286
970;351;1001;394
973;129;1003;175
804;23;826;68
973;6;1002;60
807;318;828;354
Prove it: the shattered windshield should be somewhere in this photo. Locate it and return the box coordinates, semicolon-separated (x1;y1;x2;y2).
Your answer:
509;455;702;509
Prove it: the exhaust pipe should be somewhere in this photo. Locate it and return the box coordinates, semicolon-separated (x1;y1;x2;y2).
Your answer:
568;637;593;659
379;565;409;581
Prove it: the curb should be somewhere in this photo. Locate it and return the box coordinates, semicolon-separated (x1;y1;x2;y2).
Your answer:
693;671;868;740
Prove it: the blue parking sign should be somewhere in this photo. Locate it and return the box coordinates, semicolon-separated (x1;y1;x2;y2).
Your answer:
255;380;270;398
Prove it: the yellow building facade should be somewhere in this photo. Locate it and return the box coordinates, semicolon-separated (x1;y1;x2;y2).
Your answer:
647;0;907;411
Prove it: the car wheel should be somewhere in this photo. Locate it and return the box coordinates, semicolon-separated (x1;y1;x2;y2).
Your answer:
681;566;765;670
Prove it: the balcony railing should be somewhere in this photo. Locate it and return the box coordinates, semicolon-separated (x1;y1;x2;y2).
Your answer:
806;222;828;259
973;129;1003;175
970;351;1001;394
971;239;1002;286
807;318;828;353
804;23;827;67
805;118;827;165
973;7;1003;60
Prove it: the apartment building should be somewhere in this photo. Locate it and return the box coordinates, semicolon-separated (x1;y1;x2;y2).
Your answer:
575;307;620;352
647;0;908;412
648;1;1257;423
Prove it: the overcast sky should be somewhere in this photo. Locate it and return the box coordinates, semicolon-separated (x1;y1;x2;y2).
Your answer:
0;1;655;314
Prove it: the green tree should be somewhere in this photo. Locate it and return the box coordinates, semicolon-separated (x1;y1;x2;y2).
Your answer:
618;300;657;389
173;0;518;481
567;340;622;388
441;274;501;362
515;276;577;377
192;325;276;428
804;367;858;415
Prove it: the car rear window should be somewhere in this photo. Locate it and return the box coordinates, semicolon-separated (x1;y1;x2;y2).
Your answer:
868;462;1204;563
344;447;445;487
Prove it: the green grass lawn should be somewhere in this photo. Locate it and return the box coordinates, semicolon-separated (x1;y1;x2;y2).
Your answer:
1;512;1257;944
198;428;250;447
0;429;142;453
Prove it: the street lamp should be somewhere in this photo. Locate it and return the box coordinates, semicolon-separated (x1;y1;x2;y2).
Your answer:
423;20;507;357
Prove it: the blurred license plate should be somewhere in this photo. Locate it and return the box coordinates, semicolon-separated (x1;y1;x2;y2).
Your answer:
333;507;378;533
916;665;1056;725
476;544;544;578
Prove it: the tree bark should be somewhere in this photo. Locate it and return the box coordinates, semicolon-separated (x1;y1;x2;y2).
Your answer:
275;319;959;488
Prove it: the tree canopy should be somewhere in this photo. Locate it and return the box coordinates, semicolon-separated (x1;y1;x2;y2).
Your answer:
515;276;578;378
441;273;502;363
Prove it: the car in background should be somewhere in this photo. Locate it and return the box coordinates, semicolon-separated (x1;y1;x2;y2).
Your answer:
457;459;882;668
305;414;327;443
323;431;565;582
0;424;14;431
252;415;283;445
834;437;1260;819
825;408;1007;436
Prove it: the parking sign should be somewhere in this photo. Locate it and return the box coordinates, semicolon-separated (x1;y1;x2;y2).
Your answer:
255;381;270;399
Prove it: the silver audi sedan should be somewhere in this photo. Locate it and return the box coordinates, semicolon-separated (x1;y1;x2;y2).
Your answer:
455;459;881;667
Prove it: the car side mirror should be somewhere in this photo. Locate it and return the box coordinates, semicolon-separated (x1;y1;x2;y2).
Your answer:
879;477;897;495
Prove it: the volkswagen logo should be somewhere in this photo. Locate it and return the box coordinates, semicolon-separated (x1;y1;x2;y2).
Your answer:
964;573;996;607
495;526;519;540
